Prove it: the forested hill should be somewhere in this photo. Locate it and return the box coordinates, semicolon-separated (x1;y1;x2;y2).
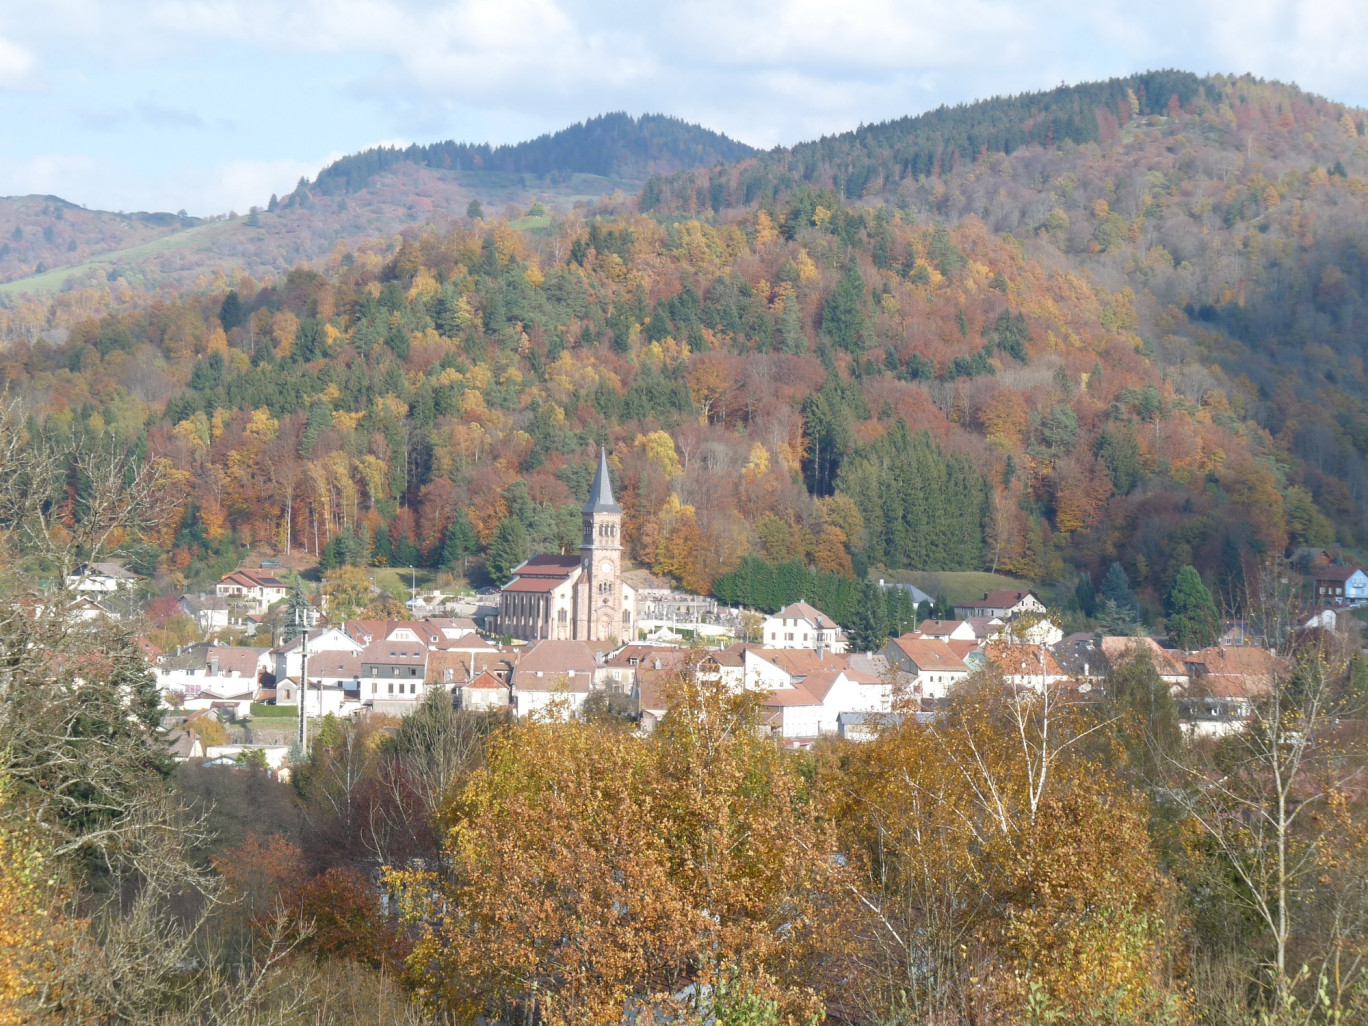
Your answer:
312;113;758;196
643;70;1215;208
0;195;201;286
0;113;754;294
8;70;1368;623
645;72;1368;560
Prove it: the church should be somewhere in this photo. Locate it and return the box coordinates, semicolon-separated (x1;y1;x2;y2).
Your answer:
495;450;637;643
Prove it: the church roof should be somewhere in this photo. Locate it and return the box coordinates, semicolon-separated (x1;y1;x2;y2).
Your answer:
583;448;621;514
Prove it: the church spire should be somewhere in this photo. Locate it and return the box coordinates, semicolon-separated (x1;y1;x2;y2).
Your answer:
583;447;621;514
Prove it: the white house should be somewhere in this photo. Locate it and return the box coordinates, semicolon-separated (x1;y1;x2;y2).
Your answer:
457;670;510;712
913;619;978;643
985;643;1069;691
883;636;971;699
998;617;1064;646
204;744;291;770
760;601;847;653
66;561;141;594
958;590;1046;620
181;593;231;634
275;677;352;718
216;569;289;619
157;645;268;703
273;627;363;683
510;639;597;719
1312;566;1368;604
759;668;893;739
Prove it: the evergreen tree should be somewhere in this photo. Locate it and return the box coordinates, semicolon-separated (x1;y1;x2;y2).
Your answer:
218;289;244;331
1073;573;1097;618
441;510;480;573
299;400;332;459
848;581;889;652
280;579;312;643
821;265;866;354
884;587;917;637
837;421;987;570
1165;565;1220;650
1096;598;1141;636
485;517;529;586
1101;562;1136;612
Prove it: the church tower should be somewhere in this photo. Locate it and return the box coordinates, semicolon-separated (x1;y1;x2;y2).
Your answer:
576;448;624;641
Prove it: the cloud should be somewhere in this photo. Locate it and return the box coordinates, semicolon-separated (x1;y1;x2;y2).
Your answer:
137;101;205;129
210;155;331;211
8;0;1368;214
0;152;329;215
0;34;39;89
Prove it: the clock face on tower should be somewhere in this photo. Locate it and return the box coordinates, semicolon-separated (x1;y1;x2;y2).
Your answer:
599;560;612;574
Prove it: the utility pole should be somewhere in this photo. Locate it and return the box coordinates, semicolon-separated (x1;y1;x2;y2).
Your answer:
295;603;315;750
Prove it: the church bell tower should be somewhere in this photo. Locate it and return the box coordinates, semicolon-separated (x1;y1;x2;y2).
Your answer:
576;448;622;641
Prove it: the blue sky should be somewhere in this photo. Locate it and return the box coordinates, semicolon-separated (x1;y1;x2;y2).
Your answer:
1;0;1364;216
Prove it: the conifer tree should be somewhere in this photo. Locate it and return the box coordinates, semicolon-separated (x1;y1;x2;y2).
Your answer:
485;517;529;586
441;511;480;574
848;581;889;652
1165;565;1219;650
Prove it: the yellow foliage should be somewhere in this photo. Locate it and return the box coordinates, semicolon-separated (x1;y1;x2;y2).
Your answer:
204;324;229;355
465;363;493;392
373;393;409;420
331;410;364;432
460;389;489;420
271;310;299;357
406;268;440;303
635;430;682;476
794;249;818;284
244;407;279;442
743;442;770;480
753;209;780;247
524;262;545;288
173;413;210;452
491;222;521;266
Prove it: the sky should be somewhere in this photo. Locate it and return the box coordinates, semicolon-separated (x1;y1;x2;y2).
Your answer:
1;0;1366;217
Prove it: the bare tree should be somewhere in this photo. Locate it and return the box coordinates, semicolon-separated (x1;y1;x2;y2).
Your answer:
1171;556;1368;1018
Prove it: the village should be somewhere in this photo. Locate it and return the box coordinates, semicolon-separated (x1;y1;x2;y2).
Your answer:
66;456;1357;774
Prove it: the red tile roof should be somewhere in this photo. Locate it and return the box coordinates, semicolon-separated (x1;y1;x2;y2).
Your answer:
773;601;837;624
462;670;508;693
979;589;1035;608
1314;565;1363;582
890;637;969;673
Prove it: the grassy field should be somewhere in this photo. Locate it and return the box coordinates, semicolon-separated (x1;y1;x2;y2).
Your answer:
872;569;1033;607
369;566;440;599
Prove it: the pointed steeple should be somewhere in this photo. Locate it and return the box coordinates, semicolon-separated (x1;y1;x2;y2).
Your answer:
583;447;621;514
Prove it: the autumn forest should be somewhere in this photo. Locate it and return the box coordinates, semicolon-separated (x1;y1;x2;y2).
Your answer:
0;70;1367;1024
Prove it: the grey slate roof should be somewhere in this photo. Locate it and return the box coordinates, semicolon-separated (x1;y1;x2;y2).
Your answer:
582;448;621;514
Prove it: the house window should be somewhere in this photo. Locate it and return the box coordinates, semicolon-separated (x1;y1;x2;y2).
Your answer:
387;683;394;694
